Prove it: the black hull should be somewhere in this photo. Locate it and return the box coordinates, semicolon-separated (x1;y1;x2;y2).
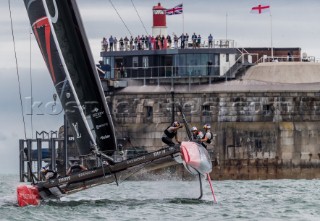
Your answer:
37;145;180;199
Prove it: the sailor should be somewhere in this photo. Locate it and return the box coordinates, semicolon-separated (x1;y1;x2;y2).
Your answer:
67;162;87;175
41;167;58;181
201;124;213;145
191;126;207;149
162;121;183;146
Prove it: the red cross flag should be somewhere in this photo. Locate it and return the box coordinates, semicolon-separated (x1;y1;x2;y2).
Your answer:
250;4;270;14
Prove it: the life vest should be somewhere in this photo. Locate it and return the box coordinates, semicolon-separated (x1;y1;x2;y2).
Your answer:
43;170;57;180
70;165;82;174
193;131;203;140
164;126;177;139
204;132;213;144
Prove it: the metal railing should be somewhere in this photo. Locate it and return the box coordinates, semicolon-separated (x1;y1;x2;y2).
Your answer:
101;38;236;52
19;138;64;182
256;55;302;64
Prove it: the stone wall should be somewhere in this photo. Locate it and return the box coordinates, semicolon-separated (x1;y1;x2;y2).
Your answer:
111;91;320;179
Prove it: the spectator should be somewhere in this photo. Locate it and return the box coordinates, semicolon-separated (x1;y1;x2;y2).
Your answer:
185;33;189;48
134;37;138;50
101;37;108;52
141;35;145;50
174;34;178;49
109;35;114;51
192;33;197;49
113;37;118;51
167;35;172;48
124;36;129;51
179;33;185;49
208;34;213;48
197;34;201;48
119;37;124;51
148;35;152;50
161;35;165;49
129;36;134;51
151;36;156;50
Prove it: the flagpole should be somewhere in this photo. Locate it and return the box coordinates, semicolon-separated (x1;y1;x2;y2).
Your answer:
183;9;185;34
182;2;185;34
270;0;273;58
226;12;228;41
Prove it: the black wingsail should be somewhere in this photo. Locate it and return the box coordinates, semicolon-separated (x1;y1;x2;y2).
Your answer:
24;0;117;156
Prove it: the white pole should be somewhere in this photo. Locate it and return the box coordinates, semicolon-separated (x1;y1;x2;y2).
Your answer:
270;0;273;58
226;12;228;41
182;2;185;34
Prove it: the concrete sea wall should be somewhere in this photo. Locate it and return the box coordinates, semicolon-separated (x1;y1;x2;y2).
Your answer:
111;90;320;179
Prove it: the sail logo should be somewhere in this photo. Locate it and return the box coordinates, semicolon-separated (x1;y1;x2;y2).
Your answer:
72;122;82;138
100;135;110;140
96;123;108;130
58;176;70;183
49;0;59;23
78;170;97;178
92;111;105;118
126;156;146;164
20;193;37;200
92;107;99;113
153;150;166;157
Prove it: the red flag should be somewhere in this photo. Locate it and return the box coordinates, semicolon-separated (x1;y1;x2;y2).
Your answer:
250;4;270;14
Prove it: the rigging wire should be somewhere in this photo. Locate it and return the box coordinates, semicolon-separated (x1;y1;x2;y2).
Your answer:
108;0;133;36
29;31;34;139
8;0;27;140
130;0;149;36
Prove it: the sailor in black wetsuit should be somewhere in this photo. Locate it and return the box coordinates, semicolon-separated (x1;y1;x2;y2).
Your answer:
66;162;87;175
162;121;183;146
41;167;58;181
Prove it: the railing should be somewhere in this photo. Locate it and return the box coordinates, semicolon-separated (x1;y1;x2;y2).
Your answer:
101;38;236;52
19;138;64;182
256;55;302;64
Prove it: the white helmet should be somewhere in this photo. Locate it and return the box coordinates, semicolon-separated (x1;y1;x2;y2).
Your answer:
172;121;181;127
191;126;198;132
203;124;211;129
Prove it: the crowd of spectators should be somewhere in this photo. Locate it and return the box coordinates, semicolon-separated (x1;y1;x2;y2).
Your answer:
101;33;215;52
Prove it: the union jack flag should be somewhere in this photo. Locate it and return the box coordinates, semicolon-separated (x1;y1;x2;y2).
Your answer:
166;4;183;15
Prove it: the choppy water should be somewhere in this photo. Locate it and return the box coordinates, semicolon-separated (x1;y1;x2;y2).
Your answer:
0;174;320;220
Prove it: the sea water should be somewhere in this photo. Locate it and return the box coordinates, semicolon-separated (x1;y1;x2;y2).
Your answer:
0;174;320;221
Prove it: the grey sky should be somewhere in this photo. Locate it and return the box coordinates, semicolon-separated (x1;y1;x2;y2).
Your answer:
0;0;319;174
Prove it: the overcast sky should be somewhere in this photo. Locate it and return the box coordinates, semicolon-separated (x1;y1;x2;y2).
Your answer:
0;0;319;174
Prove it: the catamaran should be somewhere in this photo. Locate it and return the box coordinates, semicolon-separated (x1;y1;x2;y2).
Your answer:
17;0;213;207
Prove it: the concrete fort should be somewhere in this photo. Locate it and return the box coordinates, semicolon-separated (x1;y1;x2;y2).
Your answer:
110;62;320;180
